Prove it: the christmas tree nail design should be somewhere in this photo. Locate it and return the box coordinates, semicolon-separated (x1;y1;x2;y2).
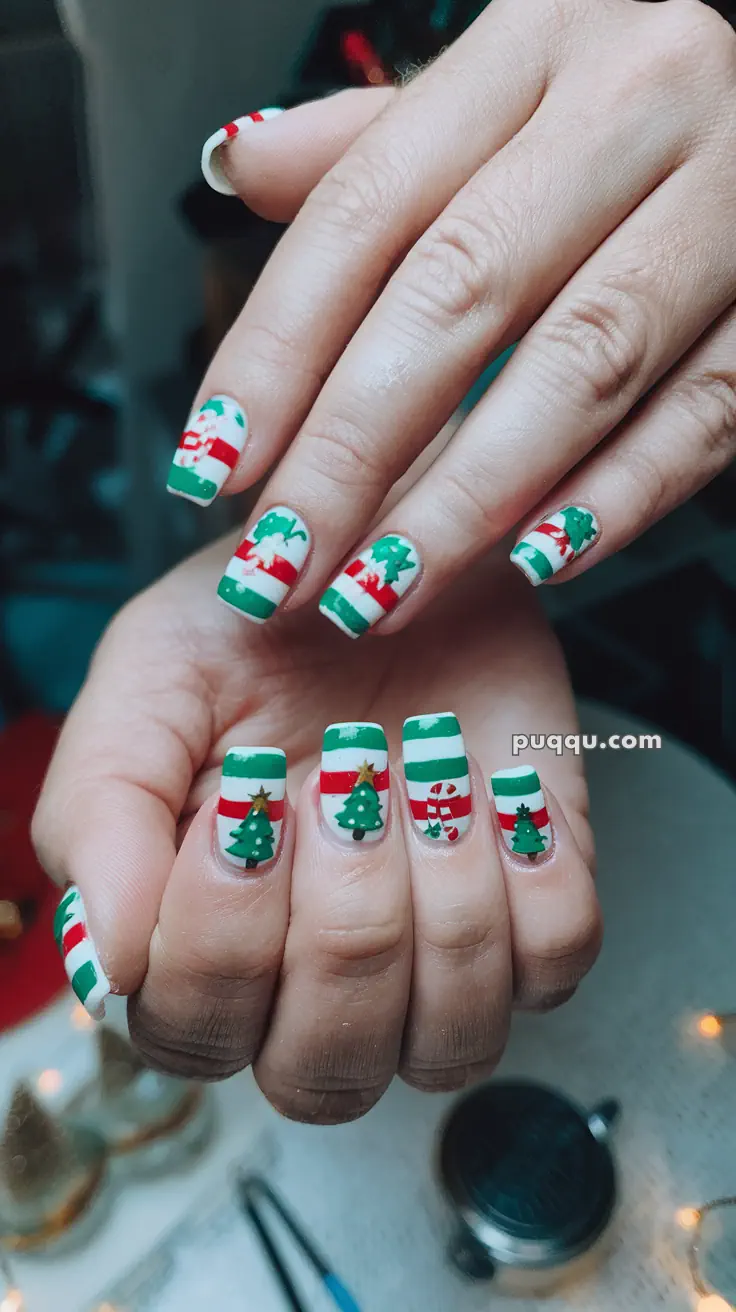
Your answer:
402;713;472;842
510;506;600;585
490;766;552;862
167;395;247;506
53;886;110;1019
201;109;284;195
218;747;286;871
320;722;389;843
218;506;310;624
319;535;421;639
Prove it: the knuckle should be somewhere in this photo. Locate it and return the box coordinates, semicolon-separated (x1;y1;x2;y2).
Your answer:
655;0;736;78
514;907;603;1010
417;915;500;964
440;461;500;542
401;1053;505;1095
127;992;258;1082
401;199;514;329
302;411;390;498
315;916;409;980
615;443;671;529
535;277;651;409
259;1074;388;1125
671;367;736;466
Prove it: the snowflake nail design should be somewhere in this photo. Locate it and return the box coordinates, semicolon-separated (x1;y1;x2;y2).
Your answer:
511;506;600;585
201;109;284;195
217;506;310;623
319;534;421;638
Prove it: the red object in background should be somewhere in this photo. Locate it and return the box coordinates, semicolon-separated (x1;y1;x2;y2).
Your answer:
0;713;68;1034
341;30;392;85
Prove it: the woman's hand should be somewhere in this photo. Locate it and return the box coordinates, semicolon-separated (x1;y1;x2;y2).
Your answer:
33;538;599;1122
176;0;736;633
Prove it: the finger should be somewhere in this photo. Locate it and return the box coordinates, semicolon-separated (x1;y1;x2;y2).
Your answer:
356;151;736;631
166;0;553;506
201;89;395;220
33;604;204;1015
489;765;601;1010
254;724;413;1124
398;715;511;1091
512;301;736;583
128;748;294;1081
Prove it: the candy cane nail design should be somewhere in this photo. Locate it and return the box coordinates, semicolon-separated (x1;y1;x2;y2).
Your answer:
490;766;553;861
402;713;472;842
511;506;600;585
217;506;310;623
218;748;287;871
319;535;421;639
320;723;389;843
53;886;110;1019
167;395;247;505
201;108;284;195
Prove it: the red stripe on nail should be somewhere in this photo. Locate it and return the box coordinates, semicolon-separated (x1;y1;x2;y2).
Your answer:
218;797;285;820
62;921;87;957
223;122;239;138
233;539;299;585
409;794;472;821
320;768;390;793
344;559;399;611
208;437;240;469
497;805;549;831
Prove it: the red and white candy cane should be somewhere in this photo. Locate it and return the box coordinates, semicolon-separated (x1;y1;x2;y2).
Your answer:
427;782;460;841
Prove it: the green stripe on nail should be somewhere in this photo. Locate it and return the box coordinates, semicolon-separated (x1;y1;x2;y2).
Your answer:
404;755;468;782
319;588;369;636
167;463;218;503
402;714;460;742
217;576;277;619
53;890;77;946
71;960;97;1006
223;750;286;778
511;543;554;582
491;770;541;796
323;724;387;753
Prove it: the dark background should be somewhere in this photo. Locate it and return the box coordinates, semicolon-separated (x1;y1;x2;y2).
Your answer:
1;0;735;780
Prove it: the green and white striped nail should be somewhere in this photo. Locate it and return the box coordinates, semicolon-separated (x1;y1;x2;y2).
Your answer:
320;722;389;842
490;765;552;861
402;712;472;842
53;886;110;1019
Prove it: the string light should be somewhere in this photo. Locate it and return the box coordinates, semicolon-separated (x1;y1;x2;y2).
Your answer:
676;1207;701;1230
70;1002;95;1031
36;1068;63;1097
695;1296;733;1311
698;1014;723;1040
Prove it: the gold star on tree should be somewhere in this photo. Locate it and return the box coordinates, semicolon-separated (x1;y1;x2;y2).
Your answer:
355;761;376;787
249;786;272;814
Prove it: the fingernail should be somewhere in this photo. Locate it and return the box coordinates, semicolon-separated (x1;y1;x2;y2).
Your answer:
218;747;287;871
217;506;310;623
319;535;421;639
510;506;600;585
53;886;110;1019
201;108;284;195
402;712;472;842
167;394;247;505
320;722;389;843
490;765;553;862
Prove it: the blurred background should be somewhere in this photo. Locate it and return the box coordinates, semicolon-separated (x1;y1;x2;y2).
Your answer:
2;3;736;1308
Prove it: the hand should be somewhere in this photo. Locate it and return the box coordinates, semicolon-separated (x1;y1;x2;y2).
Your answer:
175;0;736;635
33;539;599;1122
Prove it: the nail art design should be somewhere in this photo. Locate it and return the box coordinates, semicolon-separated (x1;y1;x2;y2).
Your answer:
490;766;552;861
217;506;310;623
167;395;247;505
319;535;421;639
402;712;472;842
201;108;284;195
218;747;287;870
511;506;600;585
53;886;110;1019
320;722;389;843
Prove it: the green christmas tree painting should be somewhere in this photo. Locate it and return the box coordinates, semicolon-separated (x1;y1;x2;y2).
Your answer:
561;507;596;554
511;804;547;860
370;536;413;586
425;821;443;839
227;787;275;869
253;511;308;546
336;761;384;841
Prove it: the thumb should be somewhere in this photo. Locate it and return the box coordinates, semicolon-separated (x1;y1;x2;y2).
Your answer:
202;87;395;222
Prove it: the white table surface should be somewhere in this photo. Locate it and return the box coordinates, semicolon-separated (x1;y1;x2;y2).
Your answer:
2;701;735;1312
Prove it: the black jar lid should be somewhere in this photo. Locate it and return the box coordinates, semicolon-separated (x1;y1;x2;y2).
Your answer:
439;1080;617;1269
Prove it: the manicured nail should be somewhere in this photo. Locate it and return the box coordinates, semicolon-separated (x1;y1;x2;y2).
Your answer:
167;395;247;505
201;108;284;195
217;506;310;623
319;535;421;639
218;747;287;871
490;765;552;862
402;712;472;842
510;506;600;585
320;722;389;843
53;886;110;1019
